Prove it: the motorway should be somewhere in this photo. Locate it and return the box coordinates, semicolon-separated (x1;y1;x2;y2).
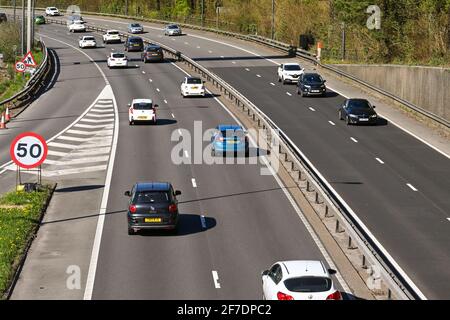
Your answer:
2;11;449;299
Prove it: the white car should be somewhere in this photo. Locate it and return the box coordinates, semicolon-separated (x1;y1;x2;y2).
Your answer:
45;7;60;16
107;52;128;68
79;36;96;48
68;20;86;33
128;99;158;125
277;63;305;84
261;260;342;300
103;30;121;44
164;24;182;36
181;77;205;97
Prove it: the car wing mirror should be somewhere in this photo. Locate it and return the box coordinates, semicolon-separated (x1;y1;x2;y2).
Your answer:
372;105;376;109
127;103;131;107
175;190;182;196
124;191;131;197
323;80;327;83
261;270;270;277
154;104;159;108
328;269;337;275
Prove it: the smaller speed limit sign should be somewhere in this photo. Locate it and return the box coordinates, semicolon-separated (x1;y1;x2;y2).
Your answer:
10;132;48;169
15;61;26;73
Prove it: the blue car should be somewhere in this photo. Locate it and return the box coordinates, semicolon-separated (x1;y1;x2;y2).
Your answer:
211;125;249;156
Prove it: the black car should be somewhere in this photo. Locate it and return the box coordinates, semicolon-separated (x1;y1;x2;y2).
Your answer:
124;182;182;235
124;36;144;52
0;13;7;23
141;44;164;63
297;73;327;97
338;98;378;125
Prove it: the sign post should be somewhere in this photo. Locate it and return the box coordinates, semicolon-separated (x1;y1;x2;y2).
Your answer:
10;132;48;189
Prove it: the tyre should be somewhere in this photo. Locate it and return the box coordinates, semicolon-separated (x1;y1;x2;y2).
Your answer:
282;77;286;85
170;224;179;235
129;120;134;125
339;111;343;120
278;76;281;83
300;90;304;97
346;116;351;125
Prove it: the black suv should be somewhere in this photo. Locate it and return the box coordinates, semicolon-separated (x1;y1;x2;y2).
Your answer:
124;36;144;52
0;13;7;23
297;73;327;97
141;44;164;63
124;182;182;235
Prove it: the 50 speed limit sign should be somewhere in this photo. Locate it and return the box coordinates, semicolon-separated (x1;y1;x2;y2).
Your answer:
15;61;26;73
10;132;48;169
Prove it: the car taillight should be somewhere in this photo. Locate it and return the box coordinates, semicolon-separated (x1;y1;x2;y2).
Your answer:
277;292;294;300
326;291;342;300
169;204;177;213
218;137;224;142
110;58;115;61
130;107;133;114
129;205;137;213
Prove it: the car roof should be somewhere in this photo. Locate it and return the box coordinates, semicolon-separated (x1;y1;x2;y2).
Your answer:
217;124;244;131
278;260;328;278
107;29;119;33
303;72;321;76
186;76;201;80
145;44;160;49
132;98;152;104
128;36;142;40
283;63;301;66
135;182;171;192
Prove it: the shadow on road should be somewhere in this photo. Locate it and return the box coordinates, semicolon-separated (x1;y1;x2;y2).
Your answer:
138;214;217;237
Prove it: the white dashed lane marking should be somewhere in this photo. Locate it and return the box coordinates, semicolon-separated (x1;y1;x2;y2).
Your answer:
309;107;316;111
350;137;358;143
407;184;418;192
184;150;189;158
164;100;168;104
286;92;292;96
328;121;336;126
212;271;221;289
245;68;250;71
171;113;175;118
191;178;197;188
256;74;261;78
270;82;275;86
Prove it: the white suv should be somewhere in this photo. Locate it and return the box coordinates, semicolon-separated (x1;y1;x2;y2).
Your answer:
68;20;86;33
103;30;121;44
277;63;304;84
128;99;158;125
262;260;342;300
45;7;60;16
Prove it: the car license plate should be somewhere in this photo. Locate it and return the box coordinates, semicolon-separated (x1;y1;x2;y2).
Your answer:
359;118;369;121
312;90;319;93
192;86;198;89
227;140;237;144
138;116;147;120
145;218;161;223
134;44;139;46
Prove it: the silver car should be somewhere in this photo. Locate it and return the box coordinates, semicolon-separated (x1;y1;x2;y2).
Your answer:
128;23;144;34
164;24;182;36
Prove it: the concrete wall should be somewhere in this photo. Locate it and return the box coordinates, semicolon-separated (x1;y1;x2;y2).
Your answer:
331;64;450;122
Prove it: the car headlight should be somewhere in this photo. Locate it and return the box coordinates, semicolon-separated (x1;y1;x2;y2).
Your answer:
304;85;311;88
349;114;358;118
370;114;377;118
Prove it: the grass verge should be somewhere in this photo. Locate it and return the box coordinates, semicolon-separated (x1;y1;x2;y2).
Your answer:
0;184;55;299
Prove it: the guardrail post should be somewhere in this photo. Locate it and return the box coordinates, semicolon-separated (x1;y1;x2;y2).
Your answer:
324;205;333;217
315;192;320;204
306;181;311;192
387;289;392;300
347;236;357;250
362;254;368;269
335;220;344;233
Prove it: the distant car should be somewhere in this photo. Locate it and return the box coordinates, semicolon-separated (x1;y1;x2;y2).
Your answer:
128;23;144;34
164;24;182;36
262;260;342;300
103;30;121;44
45;7;60;16
128;98;158;125
79;36;97;49
124;182;182;235
67;15;84;25
0;13;7;23
211;125;249;157
35;15;46;25
277;63;304;84
124;36;144;52
338;98;378;125
141;44;164;63
68;20;86;33
180;77;205;97
297;73;326;97
107;52;128;68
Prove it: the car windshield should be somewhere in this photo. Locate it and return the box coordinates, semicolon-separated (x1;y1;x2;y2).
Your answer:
84;37;95;41
133;102;153;110
135;191;169;204
131;24;141;28
49;7;57;10
108;31;119;35
220;129;245;139
304;74;323;83
168;25;179;29
284;277;332;293
112;53;125;59
146;46;160;52
129;38;142;43
284;65;301;71
186;78;202;84
347;100;372;111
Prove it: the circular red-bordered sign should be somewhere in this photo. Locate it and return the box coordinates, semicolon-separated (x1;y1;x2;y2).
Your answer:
15;61;26;73
10;132;48;169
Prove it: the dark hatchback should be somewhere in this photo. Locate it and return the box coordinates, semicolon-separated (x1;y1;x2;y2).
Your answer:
0;13;7;23
297;73;327;97
125;182;182;235
141;44;164;63
124;36;144;52
338;98;378;125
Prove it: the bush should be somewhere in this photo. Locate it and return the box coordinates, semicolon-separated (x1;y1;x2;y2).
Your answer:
0;22;21;63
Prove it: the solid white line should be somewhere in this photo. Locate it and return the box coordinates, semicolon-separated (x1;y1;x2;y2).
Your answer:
256;74;261;78
309;107;316;112
84;85;119;300
191;178;197;188
376;158;385;164
350;137;358;143
270;82;275;86
407;183;418;192
286;92;292;96
200;215;207;229
328;121;336;126
212;271;221;289
184;150;189;158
